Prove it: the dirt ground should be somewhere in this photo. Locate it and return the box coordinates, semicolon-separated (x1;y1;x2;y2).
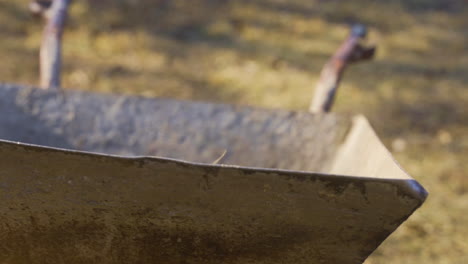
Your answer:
0;0;467;263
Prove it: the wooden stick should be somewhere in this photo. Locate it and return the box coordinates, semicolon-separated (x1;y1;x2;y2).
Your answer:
38;0;72;89
309;24;375;113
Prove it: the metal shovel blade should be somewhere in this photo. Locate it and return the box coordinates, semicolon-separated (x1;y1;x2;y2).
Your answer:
0;84;427;264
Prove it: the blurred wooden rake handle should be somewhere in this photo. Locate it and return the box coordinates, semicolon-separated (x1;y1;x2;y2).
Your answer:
310;24;376;113
30;0;72;90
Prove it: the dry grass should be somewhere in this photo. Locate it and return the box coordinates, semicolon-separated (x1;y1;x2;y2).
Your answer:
1;0;467;262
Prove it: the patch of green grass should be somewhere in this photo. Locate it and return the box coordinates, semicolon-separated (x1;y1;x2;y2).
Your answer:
1;0;467;262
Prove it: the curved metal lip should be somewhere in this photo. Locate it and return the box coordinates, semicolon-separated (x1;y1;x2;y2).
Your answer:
0;138;428;203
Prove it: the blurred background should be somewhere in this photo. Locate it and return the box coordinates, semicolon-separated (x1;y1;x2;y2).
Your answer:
0;0;466;263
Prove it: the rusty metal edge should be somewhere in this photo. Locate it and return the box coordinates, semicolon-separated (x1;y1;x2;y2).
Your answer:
0;137;428;205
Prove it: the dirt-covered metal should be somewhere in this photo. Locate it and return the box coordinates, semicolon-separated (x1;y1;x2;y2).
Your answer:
0;84;427;264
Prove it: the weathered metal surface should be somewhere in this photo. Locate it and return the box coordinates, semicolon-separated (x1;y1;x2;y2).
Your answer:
0;84;349;172
0;83;427;263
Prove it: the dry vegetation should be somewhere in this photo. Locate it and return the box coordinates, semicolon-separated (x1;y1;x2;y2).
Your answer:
0;0;467;263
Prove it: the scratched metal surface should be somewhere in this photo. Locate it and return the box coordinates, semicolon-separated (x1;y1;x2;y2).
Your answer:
0;84;427;264
0;83;349;172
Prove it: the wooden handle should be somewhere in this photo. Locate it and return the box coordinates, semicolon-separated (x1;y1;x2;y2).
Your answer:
310;24;376;113
38;0;72;89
